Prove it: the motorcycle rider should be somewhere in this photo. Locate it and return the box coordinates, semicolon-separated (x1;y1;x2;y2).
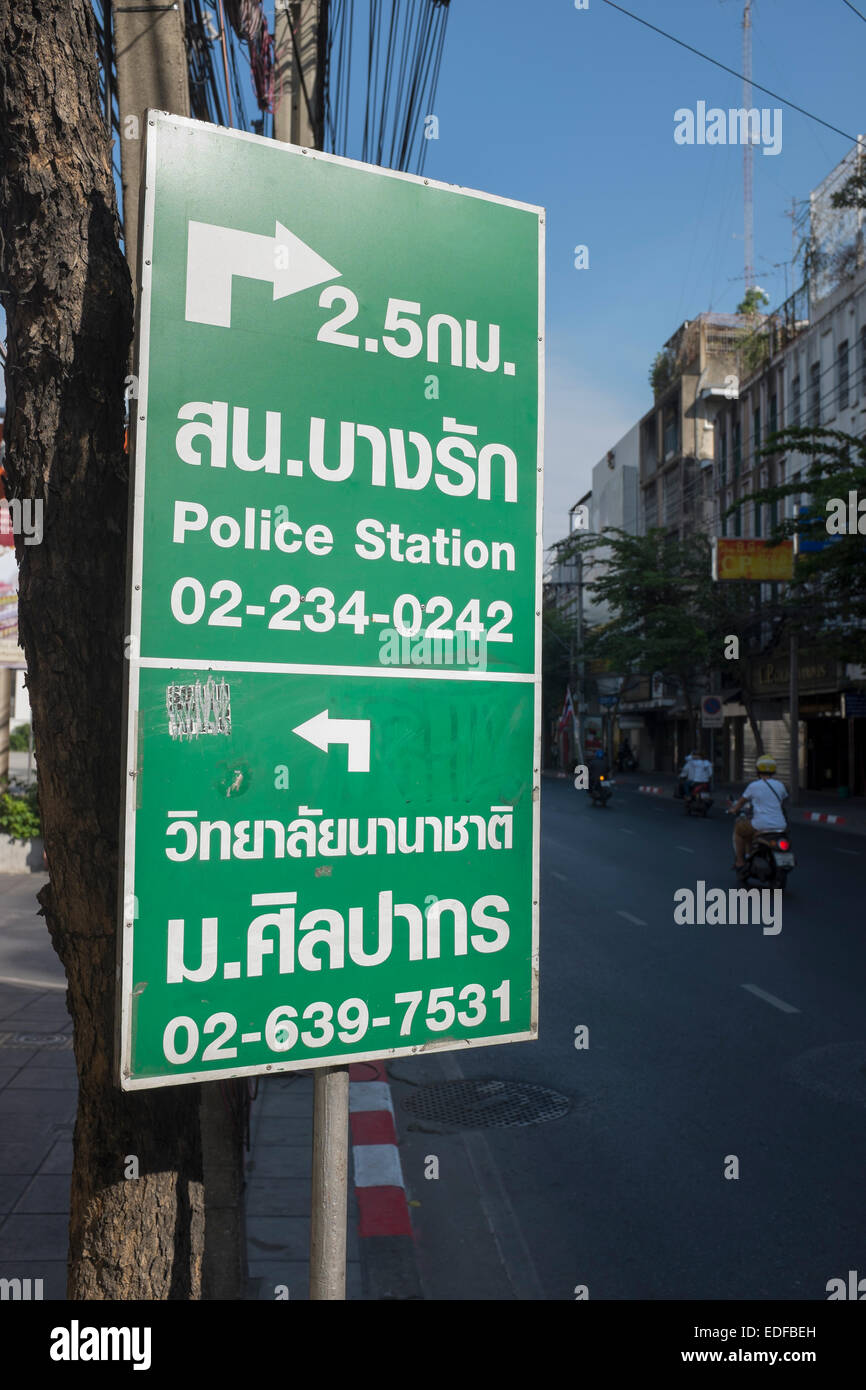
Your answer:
678;749;699;798
690;751;713;795
616;737;635;771
588;747;610;795
726;755;788;878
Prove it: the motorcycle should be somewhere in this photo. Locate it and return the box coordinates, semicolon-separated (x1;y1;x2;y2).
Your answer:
684;781;713;817
616;746;637;772
589;774;614;807
728;802;796;891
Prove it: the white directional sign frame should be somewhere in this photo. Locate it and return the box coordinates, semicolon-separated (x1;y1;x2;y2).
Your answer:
117;113;544;1088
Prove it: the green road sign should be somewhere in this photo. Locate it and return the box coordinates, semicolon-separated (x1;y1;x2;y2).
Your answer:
119;113;543;1088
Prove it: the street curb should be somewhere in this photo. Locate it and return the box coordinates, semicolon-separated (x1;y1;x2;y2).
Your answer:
349;1061;422;1300
615;778;866;835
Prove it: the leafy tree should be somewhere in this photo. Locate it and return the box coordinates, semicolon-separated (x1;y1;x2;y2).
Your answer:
830;158;866;211
727;424;866;664
736;286;770;316
649;349;675;397
566;528;715;742
564;526;780;754
541;589;574;724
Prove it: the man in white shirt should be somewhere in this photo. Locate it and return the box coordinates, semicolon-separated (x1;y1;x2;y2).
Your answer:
678;749;699;796
692;756;713;787
727;755;788;870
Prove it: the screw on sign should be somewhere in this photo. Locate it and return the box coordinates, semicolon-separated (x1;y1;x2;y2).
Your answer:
118;114;543;1090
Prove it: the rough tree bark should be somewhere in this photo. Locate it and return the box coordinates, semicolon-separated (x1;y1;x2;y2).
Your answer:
0;0;206;1298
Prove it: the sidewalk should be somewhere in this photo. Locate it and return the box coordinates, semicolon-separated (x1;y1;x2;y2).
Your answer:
0;872;73;1300
243;1070;363;1300
575;768;866;836
0;873;366;1300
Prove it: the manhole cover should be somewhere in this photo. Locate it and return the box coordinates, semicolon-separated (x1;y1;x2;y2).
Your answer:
400;1078;571;1131
0;1031;73;1050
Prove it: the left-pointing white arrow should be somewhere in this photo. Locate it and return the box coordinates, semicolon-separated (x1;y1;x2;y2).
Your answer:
291;710;371;773
185;219;341;328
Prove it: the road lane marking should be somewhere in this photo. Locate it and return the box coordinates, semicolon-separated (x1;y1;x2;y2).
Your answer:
617;910;648;926
675;845;695;853
834;848;860;856
552;871;568;882
619;828;636;835
741;984;800;1014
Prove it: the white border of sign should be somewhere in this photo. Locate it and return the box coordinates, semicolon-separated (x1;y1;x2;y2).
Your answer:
117;112;544;1089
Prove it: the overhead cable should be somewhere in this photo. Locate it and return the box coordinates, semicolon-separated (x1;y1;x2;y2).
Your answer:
601;0;859;144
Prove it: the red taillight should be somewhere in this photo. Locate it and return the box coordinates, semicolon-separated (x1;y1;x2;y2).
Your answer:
779;839;790;851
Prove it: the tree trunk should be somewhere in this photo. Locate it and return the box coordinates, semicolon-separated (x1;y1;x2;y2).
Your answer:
0;0;205;1298
739;673;765;759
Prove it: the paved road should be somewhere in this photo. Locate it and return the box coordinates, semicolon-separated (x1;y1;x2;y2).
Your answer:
392;777;866;1299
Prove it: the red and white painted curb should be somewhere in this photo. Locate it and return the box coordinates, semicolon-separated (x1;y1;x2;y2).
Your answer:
801;811;847;825
638;785;664;795
348;1061;413;1238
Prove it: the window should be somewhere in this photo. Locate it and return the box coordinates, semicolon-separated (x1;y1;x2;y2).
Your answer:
838;340;849;412
663;404;678;459
733;420;742;476
719;428;728;485
754;497;762;537
769;393;778;437
810;361;821;424
663;468;681;525
791;374;800;427
734;494;742;537
861;325;866;397
753;405;761;463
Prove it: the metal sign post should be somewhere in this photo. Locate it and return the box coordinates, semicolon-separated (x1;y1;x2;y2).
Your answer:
310;1065;349;1300
119;112;543;1294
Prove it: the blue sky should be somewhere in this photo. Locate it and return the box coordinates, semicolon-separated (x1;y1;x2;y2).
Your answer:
2;0;864;549
415;0;865;547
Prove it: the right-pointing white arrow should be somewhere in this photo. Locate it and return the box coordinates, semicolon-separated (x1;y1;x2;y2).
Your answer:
185;219;341;328
292;710;371;773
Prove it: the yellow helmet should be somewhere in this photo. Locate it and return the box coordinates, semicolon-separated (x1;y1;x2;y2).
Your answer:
756;755;776;774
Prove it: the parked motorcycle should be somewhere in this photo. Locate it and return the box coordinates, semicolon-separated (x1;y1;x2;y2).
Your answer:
684;781;713;817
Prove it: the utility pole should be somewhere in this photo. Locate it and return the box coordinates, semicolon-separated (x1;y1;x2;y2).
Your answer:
742;1;754;292
274;0;323;148
568;512;586;768
789;630;799;805
273;0;294;143
111;0;190;288
575;554;586;766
